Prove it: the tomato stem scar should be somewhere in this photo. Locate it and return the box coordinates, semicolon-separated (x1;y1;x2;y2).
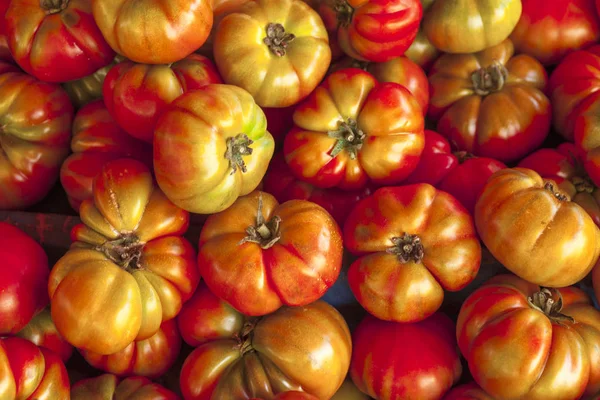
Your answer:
239;194;282;249
263;23;295;57
471;61;508;96
543;181;569;201
40;0;68;14
387;233;425;263
328;118;365;160
225;134;254;175
527;288;575;326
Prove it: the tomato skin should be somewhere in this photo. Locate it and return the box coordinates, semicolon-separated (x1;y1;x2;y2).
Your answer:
251;393;319;400
60;100;152;211
0;63;74;210
0;1;11;63
510;0;600;66
0;337;70;399
5;0;115;83
0;222;49;335
405;28;439;72
350;313;462;400
344;185;481;322
476;168;600;287
16;307;73;363
71;374;179;400
442;383;493;400
330;380;370;400
263;106;296;146
403;130;458;186
103;55;222;143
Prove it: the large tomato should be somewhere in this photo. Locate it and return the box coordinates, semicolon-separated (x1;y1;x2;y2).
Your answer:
442;383;492;400
350;313;462;400
0;337;70;399
103;54;222;143
405;29;439;72
154;84;275;214
92;0;212;64
213;0;331;108
0;222;49;335
49;159;199;355
475;168;600;287
458;274;600;399
319;0;422;63
178;282;352;400
510;0;600;66
0;61;73;210
423;0;522;54
16;307;73;363
344;185;481;322
331;380;370;400
403;130;458;186
5;0;115;83
198;190;343;316
284;68;425;190
60;100;152;211
71;374;178;400
428;39;551;163
80;319;181;378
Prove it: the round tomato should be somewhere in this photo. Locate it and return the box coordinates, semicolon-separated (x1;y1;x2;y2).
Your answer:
350;313;462;400
442;383;493;400
284;68;425;190
344;185;481;322
0;62;73;210
0;337;70;399
331;380;370;400
103;54;222;143
403;130;458;186
214;0;331;108
458;274;600;399
423;0;522;54
16;307;73;363
429;39;551;163
405;29;439;72
198;190;343;316
178;283;352;400
0;222;49;335
154;84;275;214
475;168;600;287
71;374;178;400
80;319;181;379
49;159;199;355
60;100;152;211
510;0;600;66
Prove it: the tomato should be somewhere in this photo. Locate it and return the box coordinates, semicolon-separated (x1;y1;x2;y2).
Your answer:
49;159;199;355
5;0;115;83
458;274;600;399
475;168;600;287
80;319;181;379
284;68;425;190
442;383;493;400
403;130;458;186
0;337;70;399
195;0;252;58
103;54;222;143
263;106;296;146
428;39;551;163
16;307;73;363
331;380;370;400
344;185;481;322
154;84;275;214
320;0;422;63
213;0;331;108
423;0;522;54
350;313;462;400
438;154;506;216
178;282;352;400
0;62;74;210
510;0;600;66
405;29;439;72
0;1;10;63
0;222;49;335
60;100;152;211
198;190;343;316
251;393;318;400
71;374;178;400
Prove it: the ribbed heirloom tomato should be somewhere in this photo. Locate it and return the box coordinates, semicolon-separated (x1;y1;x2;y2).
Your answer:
62;55;123;109
284;68;425;190
71;374;179;400
49;159;199;355
16;308;74;363
404;130;458;186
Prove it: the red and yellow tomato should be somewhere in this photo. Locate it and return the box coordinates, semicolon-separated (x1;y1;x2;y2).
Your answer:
71;374;178;400
16;307;73;363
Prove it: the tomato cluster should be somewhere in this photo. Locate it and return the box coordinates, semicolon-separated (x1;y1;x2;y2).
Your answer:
3;0;600;399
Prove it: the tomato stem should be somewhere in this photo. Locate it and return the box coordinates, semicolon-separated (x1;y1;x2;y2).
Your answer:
572;176;595;194
527;288;575;326
95;234;144;271
39;0;68;14
263;23;296;57
327;118;365;160
544;181;569;202
471;62;509;96
239;194;282;249
387;233;425;263
334;0;354;27
225;134;254;175
454;151;476;164
236;318;260;356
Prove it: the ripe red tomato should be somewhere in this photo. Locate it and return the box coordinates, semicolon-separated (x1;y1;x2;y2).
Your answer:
198;190;343;316
350;313;462;400
16;307;73;363
263;106;296;146
0;1;10;62
443;383;493;400
71;374;178;399
103;54;222;143
0;222;49;335
344;185;481;322
5;0;115;82
403;130;458;186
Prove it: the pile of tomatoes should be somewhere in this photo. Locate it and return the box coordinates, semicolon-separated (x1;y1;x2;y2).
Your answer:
5;0;600;399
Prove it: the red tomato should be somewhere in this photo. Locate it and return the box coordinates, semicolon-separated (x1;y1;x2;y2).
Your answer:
262;106;295;146
103;54;222;143
0;1;10;62
350;313;462;400
71;374;178;399
0;223;49;335
442;383;493;400
16;307;73;363
403;130;458;186
252;393;318;400
5;0;115;82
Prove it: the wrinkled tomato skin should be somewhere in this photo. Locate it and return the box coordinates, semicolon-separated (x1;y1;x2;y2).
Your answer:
404;130;458;186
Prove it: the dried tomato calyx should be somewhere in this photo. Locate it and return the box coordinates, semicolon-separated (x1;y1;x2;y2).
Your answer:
328;118;365;160
235;318;260;356
572;176;595;194
239;194;282;249
387;233;425;263
264;23;296;57
95;233;144;271
454;151;476;164
335;0;354;27
544;181;569;201
471;62;509;96
225;134;254;175
40;0;68;14
527;288;575;326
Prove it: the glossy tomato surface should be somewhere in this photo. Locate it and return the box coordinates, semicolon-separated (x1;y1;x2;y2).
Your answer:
442;383;493;400
404;130;458;186
62;55;123;109
16;307;73;363
71;374;179;400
